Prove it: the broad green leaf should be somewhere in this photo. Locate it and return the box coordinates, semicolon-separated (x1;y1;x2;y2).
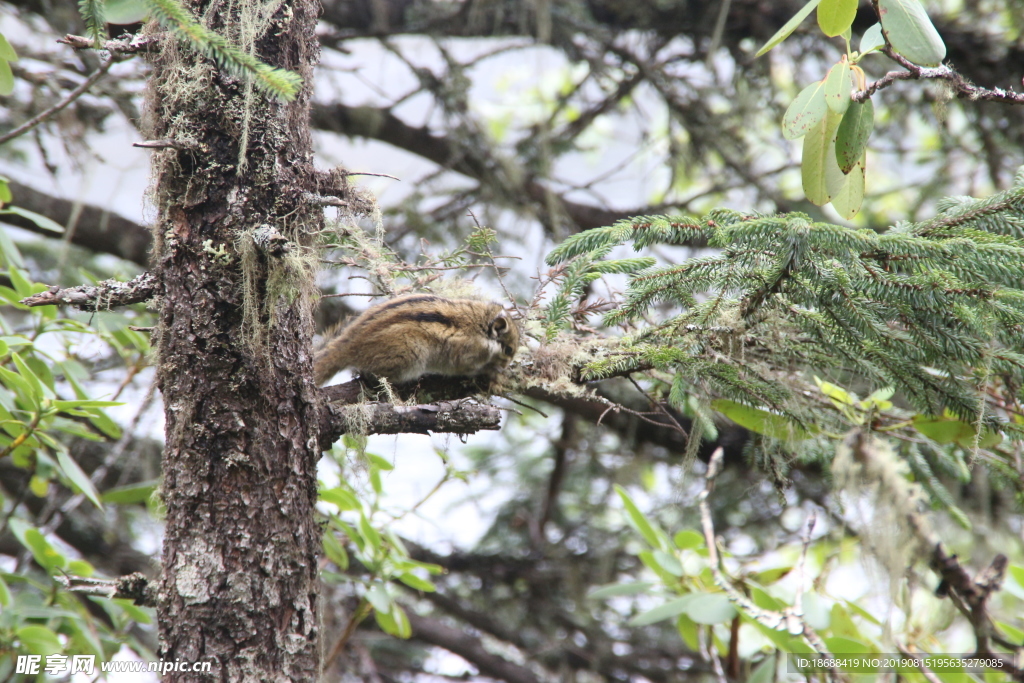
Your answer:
816;378;853;405
390;604;412;638
320;487;360;511
802;110;843;205
686;592;738;624
112;598;154;624
751;586;784;611
17;625;63;657
0;35;17;61
676;614;700;651
783;80;828;140
615;485;668;550
0;58;12;97
366;584;392;613
912;414;998;447
397;572;436;592
0;206;65;234
673;530;703;550
756;0;823;56
105;0;149;23
374;605;400;635
323;531;349;570
879;0;946;66
817;0;858;37
358;513;381;550
995;621;1024;646
101;479;159;504
57;449;104;509
823;636;875;668
0;178;10;204
629;594;698;626
22;527;66;573
860;22;885;53
749;656;777;683
0;225;25;267
7;265;32;298
712;399;810;441
823;60;853;114
0;574;9;606
0;364;38;403
67;559;94;576
367;453;395;470
588;581;654;600
752;566;793;585
830;153;865;219
836;98;874;172
652;550;684;576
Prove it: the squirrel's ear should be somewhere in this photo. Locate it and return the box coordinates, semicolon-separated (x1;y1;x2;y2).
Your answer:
491;313;509;334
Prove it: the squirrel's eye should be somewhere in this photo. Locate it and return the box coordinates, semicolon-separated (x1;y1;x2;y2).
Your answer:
502;345;514;356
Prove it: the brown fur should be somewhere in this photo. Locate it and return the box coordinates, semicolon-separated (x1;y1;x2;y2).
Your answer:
314;294;520;385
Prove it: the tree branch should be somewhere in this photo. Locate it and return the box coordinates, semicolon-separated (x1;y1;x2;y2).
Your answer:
405;610;542;683
2;180;152;266
319;399;501;446
20;272;157;310
56;572;156;607
853;49;1024;104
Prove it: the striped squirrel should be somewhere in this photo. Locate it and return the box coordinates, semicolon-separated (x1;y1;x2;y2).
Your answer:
314;294;519;385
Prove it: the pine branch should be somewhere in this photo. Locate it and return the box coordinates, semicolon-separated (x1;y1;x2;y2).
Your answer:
143;0;302;102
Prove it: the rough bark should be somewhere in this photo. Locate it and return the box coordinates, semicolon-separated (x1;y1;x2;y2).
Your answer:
145;0;324;678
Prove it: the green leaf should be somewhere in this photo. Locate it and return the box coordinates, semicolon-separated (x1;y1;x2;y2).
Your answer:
0;58;12;97
0;35;17;61
673;530;704;550
367;453;395;470
860;23;885;53
0;574;10;606
802;109;843;205
16;525;67;574
629;594;698;626
686;592;738;624
756;0;823;57
712;399;810;441
0;225;25;267
101;479;159;504
749;656;777;683
752;566;793;585
615;485;668;550
835;98;874;173
17;625;63;657
56;449;104;510
385;603;411;638
652;550;685;576
323;531;349;570
105;0;150;24
913;415;975;445
358;513;382;550
823;61;852;115
817;0;858;37
320;487;360;511
878;0;946;66
830;152;865;219
0;206;66;234
783;80;828;140
0;178;10;205
588;581;655;600
397;572;436;592
366;584;392;613
54;397;122;409
7;265;32;298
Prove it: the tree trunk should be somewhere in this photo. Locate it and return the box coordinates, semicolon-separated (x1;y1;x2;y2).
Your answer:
145;0;323;678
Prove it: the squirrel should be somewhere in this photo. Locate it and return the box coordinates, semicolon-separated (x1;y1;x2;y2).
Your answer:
313;294;520;385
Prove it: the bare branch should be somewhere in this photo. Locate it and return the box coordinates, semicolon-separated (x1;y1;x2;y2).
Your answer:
57;572;156;606
853;49;1024;104
0;54;119;146
20;272;158;310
